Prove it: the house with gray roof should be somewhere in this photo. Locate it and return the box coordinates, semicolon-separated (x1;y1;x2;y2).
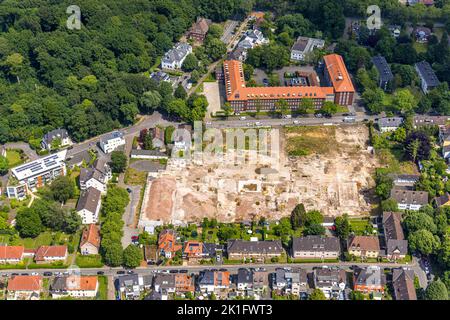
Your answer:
116;274;152;300
415;61;440;94
236;268;253;293
372;55;393;91
41;129;72;151
392;268;417;300
378;117;403;132
291;236;340;260
413;115;450;128
290;36;325;62
227;239;283;261
353;266;386;294
390;188;429;211
99;131;125;154
76;187;101;225
273;268;307;296
161;42;192;70
150;71;171;84
313;267;347;299
382;211;408;260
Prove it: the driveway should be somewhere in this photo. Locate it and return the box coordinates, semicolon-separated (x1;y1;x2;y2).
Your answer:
204;82;223;119
121;185;141;248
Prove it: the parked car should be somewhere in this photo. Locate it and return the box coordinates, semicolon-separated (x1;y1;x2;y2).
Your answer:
239;116;247;120
255;121;261;126
179;270;188;273
117;271;125;275
262;79;269;86
97;271;105;275
293;120;300;124
31;272;39;276
21;273;29;276
169;270;179;274
11;273;19;276
54;272;62;276
127;270;135;274
315;113;323;118
127;188;132;193
43;272;53;277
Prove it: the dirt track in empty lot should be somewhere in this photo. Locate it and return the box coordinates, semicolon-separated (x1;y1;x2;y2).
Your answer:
139;124;379;225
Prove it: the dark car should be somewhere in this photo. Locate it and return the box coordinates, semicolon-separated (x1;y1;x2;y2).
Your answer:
126;188;132;193
262;79;269;87
117;271;126;275
169;270;179;274
97;271;105;275
219;268;228;272
43;272;53;277
179;270;188;273
67;145;74;150
21;273;29;276
127;270;135;274
11;273;19;276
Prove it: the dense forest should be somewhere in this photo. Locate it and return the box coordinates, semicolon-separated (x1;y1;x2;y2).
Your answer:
0;0;252;145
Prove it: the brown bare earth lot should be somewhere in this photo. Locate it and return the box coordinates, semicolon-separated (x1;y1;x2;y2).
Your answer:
140;124;379;225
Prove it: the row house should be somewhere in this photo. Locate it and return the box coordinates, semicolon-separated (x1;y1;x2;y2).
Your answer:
390;188;429;211
291;235;340;260
378;117;403;133
76;187;102;225
116;274;152;300
34;245;68;264
183;241;224;262
79;157;112;194
392;268;417;300
313;267;347;299
353;266;386;295
198;270;230;294
273;268;308;296
158;229;182;259
0;245;24;264
153;273;195;299
227;239;283;261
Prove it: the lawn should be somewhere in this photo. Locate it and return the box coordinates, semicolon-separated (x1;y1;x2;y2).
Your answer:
285;126;337;157
96;276;108;300
349;218;373;235
124;167;147;186
1;230;81;251
6;149;25;168
75;254;104;268
413;41;428;54
377;147;418;175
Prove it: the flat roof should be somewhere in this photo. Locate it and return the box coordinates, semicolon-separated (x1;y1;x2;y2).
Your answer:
11;150;67;181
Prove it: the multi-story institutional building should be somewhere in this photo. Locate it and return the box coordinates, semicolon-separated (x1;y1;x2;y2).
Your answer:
7;150;67;200
222;54;354;112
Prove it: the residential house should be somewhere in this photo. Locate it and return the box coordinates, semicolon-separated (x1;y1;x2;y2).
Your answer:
237;29;268;50
392;174;420;189
390;188;429;211
117;274;152;300
413;115;450;128
50;276;98;299
150;70;171;84
130;149;168;160
66;150;92;169
158;229;182;259
0;246;24;264
290;36;325;62
273;268;308;296
76;187;102;224
415;61;440;94
188;17;211;42
252;268;269;296
236;268;253;294
182;241;210;262
227;239;283;261
353;266;386;294
79;167;108;194
7;275;42;300
383;212;408;261
7;150;67;200
291;236;340;260
347;236;380;259
175;274;195;294
161;42;192;70
378;117;403;133
99;131;125;154
79;224;101;255
144;245;159;264
149;127;166;150
313;267;347;299
41;129;72;150
198;270;230;293
34;245;68;264
392;268;417;300
153;274;176;298
227;47;247;62
414;26;432;43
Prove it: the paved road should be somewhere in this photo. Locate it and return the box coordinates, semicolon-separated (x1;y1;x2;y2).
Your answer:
67;112;178;159
207;113;377;129
221;20;239;44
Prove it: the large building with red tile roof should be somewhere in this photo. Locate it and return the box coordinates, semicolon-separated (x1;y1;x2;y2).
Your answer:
34;245;68;264
222;54;355;112
158;229;182;259
0;245;24;264
7;275;42;300
50;276;99;299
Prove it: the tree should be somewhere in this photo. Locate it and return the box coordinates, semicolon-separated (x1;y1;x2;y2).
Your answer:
50;176;75;204
110;151;127;173
15;208;44;238
208;24;223;38
223;103;233;117
291;204;307;230
381;198;398;212
335;214;351;240
204;37;226;61
425;280;448;300
181;54;199;72
140;90;162;113
404;211;437;234
404;131;431;162
408;229;440;255
392;89;417;114
319;102;338;116
123;244;143;268
103;242;124;267
0;156;9;175
309;289;327;300
276;100;289;117
174;85;187;100
143;132;153;150
304;223;326;236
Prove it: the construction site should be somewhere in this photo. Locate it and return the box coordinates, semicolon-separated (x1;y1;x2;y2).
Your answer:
138;124;379;228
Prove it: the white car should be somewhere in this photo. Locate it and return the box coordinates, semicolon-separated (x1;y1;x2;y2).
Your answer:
255;122;261;126
239;116;246;120
31;272;39;276
293;120;300;124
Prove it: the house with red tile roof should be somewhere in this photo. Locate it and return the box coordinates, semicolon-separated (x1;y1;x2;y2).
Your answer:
50;276;99;299
348;236;380;259
0;245;24;264
80;224;101;255
7;275;42;300
34;245;68;264
158;229;182;259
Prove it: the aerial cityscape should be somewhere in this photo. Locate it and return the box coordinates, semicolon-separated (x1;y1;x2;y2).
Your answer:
0;0;450;304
